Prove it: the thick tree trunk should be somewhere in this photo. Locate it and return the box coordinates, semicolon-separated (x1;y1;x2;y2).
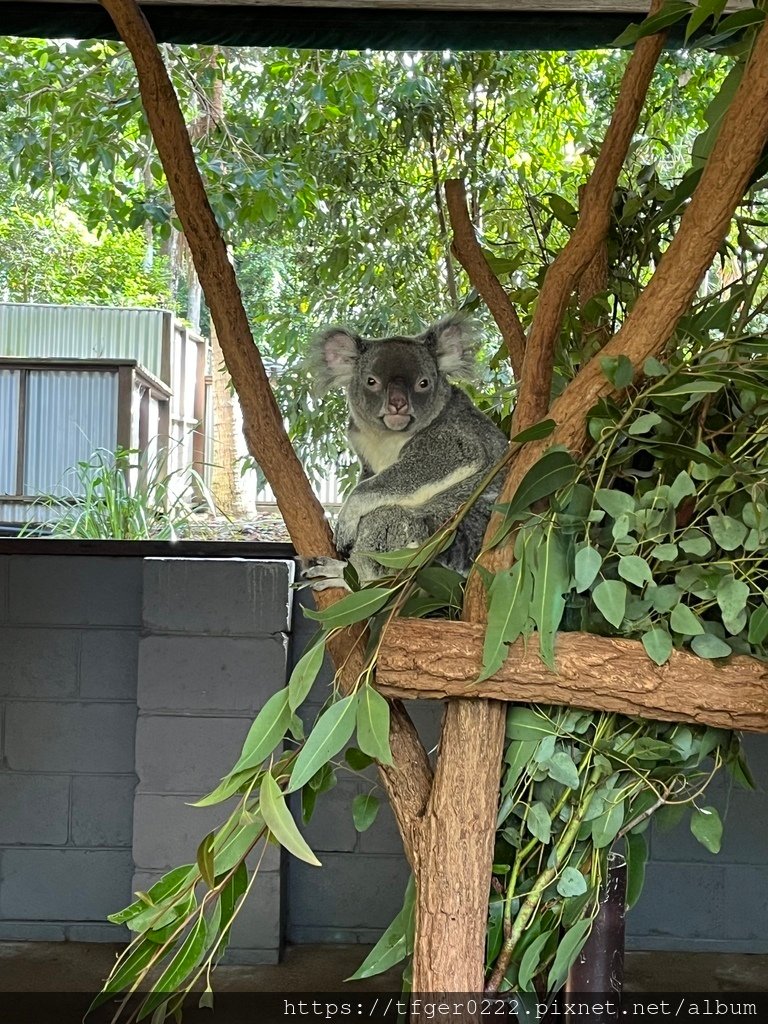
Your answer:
411;700;506;1004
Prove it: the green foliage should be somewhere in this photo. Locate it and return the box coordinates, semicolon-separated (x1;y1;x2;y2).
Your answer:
23;446;212;540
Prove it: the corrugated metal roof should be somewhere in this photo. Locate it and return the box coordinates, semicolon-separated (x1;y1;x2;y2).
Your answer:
0;303;168;382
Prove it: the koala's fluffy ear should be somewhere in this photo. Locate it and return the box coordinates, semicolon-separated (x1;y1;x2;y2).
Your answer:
421;315;479;379
308;328;363;392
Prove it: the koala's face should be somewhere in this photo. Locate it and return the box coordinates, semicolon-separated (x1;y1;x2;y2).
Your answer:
348;338;447;433
312;316;477;435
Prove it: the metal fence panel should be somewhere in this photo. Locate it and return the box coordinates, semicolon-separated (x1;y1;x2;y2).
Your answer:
24;369;118;495
0;369;20;495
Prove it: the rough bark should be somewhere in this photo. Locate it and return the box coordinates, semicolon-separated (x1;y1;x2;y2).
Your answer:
377;619;768;734
411;699;506;1007
513;0;665;431
99;0;433;865
444;177;526;378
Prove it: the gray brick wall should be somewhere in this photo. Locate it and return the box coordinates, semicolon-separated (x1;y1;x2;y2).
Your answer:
132;558;293;965
0;552;292;963
0;554;139;942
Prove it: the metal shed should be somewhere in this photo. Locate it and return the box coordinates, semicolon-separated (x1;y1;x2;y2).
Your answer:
0;303;210;526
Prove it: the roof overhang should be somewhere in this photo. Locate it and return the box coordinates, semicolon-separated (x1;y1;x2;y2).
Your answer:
0;0;731;49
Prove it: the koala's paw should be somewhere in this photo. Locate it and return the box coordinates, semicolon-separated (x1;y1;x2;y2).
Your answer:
299;556;351;593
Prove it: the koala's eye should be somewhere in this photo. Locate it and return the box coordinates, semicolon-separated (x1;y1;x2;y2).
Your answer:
417;378;430;390
366;376;379;388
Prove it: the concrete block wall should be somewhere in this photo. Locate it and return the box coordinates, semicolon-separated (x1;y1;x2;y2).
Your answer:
0;555;139;942
627;732;768;952
133;558;294;965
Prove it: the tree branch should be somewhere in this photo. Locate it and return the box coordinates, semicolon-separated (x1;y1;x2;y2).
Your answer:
99;0;432;863
377;619;768;734
475;10;768;582
512;0;666;431
444;177;526;377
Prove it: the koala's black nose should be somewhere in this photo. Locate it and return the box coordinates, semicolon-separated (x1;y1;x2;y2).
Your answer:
386;384;409;413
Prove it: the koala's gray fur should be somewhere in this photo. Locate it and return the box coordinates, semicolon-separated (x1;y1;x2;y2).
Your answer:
308;315;508;583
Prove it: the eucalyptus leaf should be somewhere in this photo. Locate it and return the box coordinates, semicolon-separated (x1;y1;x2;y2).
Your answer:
507;707;557;741
600;354;634;388
625;832;648;910
137;916;209;1019
651;543;678;562
628;412;662;435
231;688;292;774
288;694;359;793
480;561;532;680
352;792;380;832
596;489;636;520
304;587;395;627
545;751;580;789
547;918;592;992
348;879;415;979
748;604;768;646
716;576;749;622
530;525;569;669
593;579;627;629
680;532;711;557
557;866;588;898
260;770;321;866
669;470;697;508
618;554;654;588
641;628;673;666
707;515;748;552
574;545;602;593
670;602;705;636
526;801;552;844
691;633;731;659
510;418;557;443
518;929;553;992
690;805;723;854
592;799;625;849
288;641;326;711
503;448;578;519
356;684;393;765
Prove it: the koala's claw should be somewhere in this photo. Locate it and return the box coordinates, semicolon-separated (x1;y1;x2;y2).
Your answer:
300;556;351;592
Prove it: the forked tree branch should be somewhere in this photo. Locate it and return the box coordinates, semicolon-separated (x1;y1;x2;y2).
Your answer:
99;0;432;862
444;177;526;377
471;10;768;588
512;0;666;431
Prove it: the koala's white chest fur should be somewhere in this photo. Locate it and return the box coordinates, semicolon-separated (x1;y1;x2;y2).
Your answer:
350;424;411;474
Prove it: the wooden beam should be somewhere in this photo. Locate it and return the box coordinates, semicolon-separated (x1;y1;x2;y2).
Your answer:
376;619;768;733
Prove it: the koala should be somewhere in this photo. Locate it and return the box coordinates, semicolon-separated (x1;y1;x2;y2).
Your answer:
306;315;509;585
